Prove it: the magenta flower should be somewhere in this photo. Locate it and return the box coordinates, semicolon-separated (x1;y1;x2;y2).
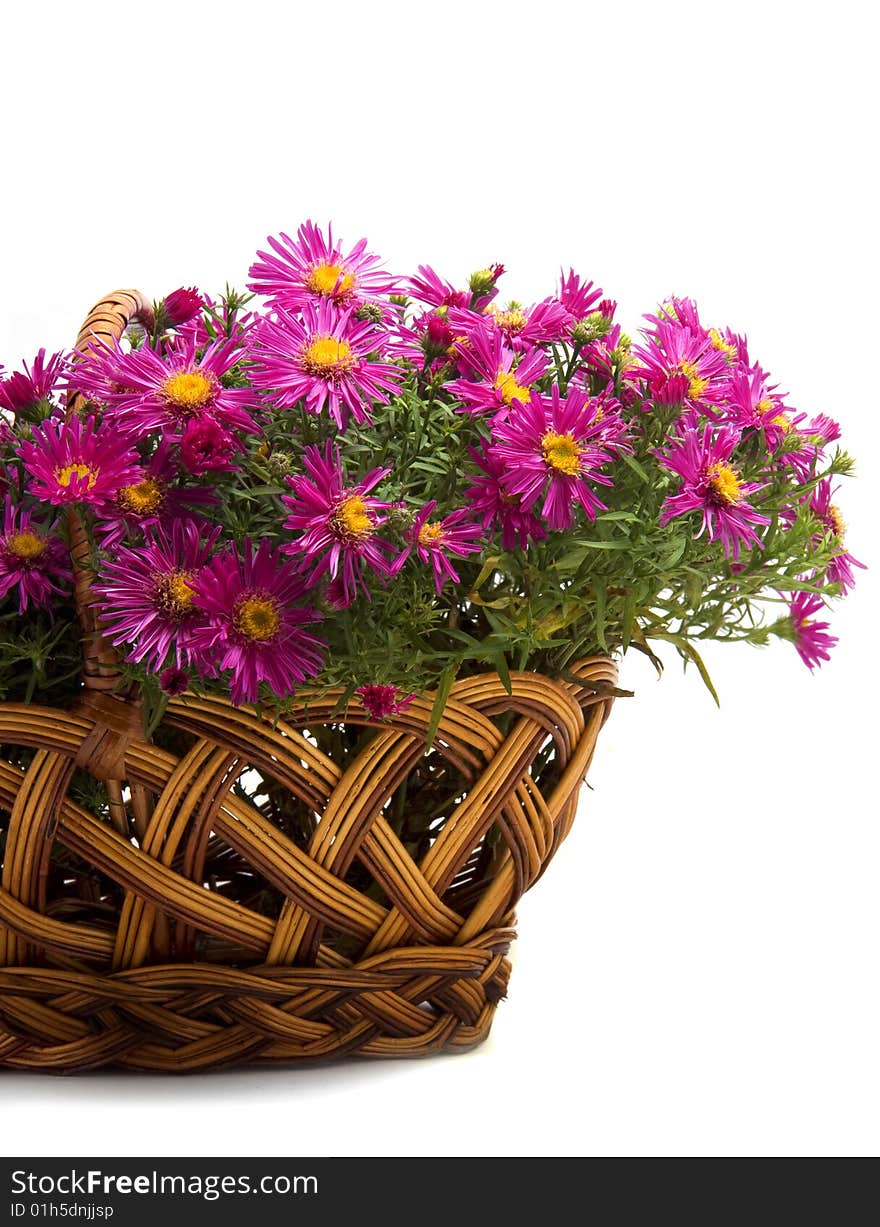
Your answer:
247;300;404;431
657;424;770;560
191;538;326;706
71;334;259;439
179;418;241;475
447;325;547;419
19;415;142;511
0;349;69;415
405;266;471;311
491;386;616;531
450;299;569;350
160;287;204;327
788;592;837;670
395;500;483;595
631;319;730;411
356;684;416;722
248;220;396;310
0;498;72;613
160;666;190;696
557;269;605;322
281;442;396;602
92;519;219;671
464;443;547;550
94;442;218;549
808;480;865;593
724;368;790;434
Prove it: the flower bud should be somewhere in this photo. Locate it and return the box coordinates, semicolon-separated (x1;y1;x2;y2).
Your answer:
468;264;505;297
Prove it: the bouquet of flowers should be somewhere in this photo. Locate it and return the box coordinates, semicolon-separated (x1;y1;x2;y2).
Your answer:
0;221;864;1072
0;220;861;729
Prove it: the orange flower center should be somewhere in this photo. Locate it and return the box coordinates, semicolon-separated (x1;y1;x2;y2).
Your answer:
541;431;582;476
233;594;280;641
161;370;217;412
154;570;196;617
5;530;46;561
706;462;742;505
828;504;846;538
332;495;374;541
418;522;445;547
301;336;354;377
708;328;737;361
118;477;164;516
490;307;527;335
56;462;99;490
306;262;356;299
679;360;709;401
494;370;530;405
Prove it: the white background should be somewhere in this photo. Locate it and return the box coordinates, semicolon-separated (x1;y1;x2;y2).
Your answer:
0;0;877;1158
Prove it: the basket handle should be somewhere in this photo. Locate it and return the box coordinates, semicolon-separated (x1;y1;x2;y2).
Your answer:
67;290;153;693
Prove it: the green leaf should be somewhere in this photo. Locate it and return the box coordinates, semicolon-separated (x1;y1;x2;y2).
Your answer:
659;536;688;570
618;451;651;483
425;662;457;751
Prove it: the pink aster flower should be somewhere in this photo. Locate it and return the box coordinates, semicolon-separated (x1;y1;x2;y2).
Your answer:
191;537;326;706
160;666;190;696
0;349;69;415
806;480;865;593
405;265;471;311
281;441;396;602
70;334;259;439
247;300;404;431
723;368;791;435
491;386;616;531
92;519;219;671
248;220;397;310
557;269;605;321
356;684;416;722
94;441;218;549
464;442;547;550
447;326;548;419
179;418;241;475
160;287;204;328
657;423;770;559
788;592;837;670
631;319;731;412
394;500;483;595
19;414;142;511
450;299;569;350
0;498;72;613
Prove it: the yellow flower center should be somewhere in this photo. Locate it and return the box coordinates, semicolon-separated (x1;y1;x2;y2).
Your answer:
491;308;527;335
118;477;164;516
5;531;46;561
418;522;445;547
541;431;583;476
706;462;742;505
161;370;217;412
679;360;709;401
301;336;354;377
56;462;98;489
755;398;774;415
155;570;196;616
494;371;531;405
828;504;846;538
332;495;374;540
306;262;356;299
708;328;737;360
233;593;280;641
771;412;791;433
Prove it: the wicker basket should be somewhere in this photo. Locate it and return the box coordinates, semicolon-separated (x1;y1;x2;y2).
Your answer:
0;293;617;1072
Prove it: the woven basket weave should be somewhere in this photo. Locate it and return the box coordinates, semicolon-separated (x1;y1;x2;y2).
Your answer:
0;293;617;1073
